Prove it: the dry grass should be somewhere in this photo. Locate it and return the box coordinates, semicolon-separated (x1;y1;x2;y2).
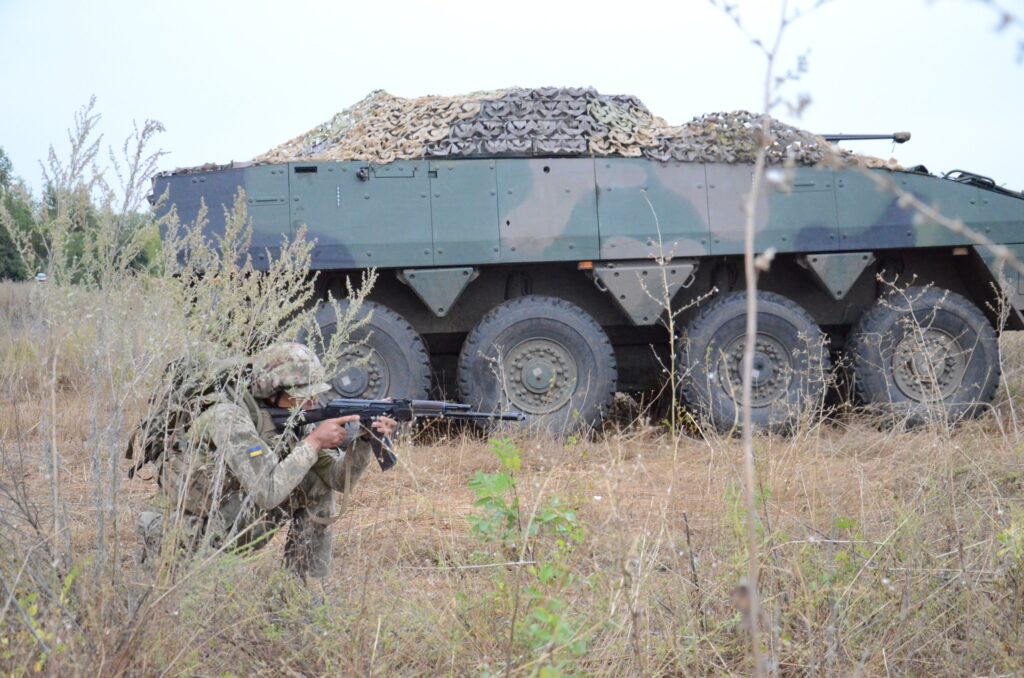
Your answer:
2;278;1023;676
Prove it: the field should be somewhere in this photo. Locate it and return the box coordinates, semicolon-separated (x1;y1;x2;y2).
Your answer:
1;279;1024;677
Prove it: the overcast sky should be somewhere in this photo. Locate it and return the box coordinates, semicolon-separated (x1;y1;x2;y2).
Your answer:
1;0;1021;196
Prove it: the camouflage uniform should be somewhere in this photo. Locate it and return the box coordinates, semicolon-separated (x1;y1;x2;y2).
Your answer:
136;343;374;578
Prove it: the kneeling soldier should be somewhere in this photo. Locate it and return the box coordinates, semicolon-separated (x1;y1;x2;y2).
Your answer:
136;342;397;578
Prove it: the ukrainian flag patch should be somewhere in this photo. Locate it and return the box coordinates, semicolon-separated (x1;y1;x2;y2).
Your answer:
248;446;263;458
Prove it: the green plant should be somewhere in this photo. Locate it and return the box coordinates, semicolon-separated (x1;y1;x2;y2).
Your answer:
0;588;60;675
468;438;587;675
997;514;1024;562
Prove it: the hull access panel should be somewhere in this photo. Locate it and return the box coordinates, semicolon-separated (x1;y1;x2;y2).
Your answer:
288;161;434;269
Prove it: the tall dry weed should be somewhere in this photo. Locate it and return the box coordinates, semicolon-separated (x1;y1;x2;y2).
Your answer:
0;101;375;676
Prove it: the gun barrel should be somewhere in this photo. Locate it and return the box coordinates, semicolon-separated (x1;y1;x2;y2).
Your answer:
438;411;527;422
822;132;911;144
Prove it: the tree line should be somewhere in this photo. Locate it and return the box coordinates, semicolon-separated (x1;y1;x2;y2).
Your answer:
0;144;161;282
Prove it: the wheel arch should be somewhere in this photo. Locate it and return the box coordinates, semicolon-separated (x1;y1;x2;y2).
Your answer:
876;247;1024;332
960;245;1024;331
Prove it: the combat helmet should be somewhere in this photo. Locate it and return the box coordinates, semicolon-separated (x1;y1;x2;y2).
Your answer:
250;342;332;400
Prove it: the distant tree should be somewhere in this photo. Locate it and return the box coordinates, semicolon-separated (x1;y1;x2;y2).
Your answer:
0;147;11;189
0;147;29;280
0;197;31;280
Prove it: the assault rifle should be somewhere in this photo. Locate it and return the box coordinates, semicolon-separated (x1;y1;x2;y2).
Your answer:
267;398;526;471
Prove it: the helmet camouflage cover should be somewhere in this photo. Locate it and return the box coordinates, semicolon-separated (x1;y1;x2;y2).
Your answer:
250;342;332;400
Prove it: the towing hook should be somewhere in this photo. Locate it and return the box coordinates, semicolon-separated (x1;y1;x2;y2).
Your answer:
356;167;369;181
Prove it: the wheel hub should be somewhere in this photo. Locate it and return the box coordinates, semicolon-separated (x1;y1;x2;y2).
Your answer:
521;358;557;394
749;350;777;387
891;328;967;401
718;334;793;407
503;338;578;414
332;345;389;398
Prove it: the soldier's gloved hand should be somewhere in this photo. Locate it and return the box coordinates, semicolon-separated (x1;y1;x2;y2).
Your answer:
367;415;398;439
304;415;361;452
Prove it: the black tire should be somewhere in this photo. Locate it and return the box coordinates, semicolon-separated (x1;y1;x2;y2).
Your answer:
458;296;617;433
847;286;999;426
680;291;830;434
311;299;431;400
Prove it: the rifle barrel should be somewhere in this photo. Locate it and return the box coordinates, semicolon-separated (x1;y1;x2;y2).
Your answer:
822;132;911;144
436;411;527;422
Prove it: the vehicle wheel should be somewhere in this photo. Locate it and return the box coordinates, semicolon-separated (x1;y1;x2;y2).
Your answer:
680;291;830;434
312;299;431;400
458;296;617;433
847;286;999;426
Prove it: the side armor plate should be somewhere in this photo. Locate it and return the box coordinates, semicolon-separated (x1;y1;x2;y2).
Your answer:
802;252;875;300
593;261;697;325
400;267;478;317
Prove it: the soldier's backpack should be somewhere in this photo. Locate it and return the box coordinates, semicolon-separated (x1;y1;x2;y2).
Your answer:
126;353;260;480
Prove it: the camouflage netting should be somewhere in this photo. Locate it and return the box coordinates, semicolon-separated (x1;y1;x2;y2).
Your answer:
243;87;898;170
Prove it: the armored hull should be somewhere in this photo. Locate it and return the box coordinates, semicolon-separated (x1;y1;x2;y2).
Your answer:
154;156;1024;431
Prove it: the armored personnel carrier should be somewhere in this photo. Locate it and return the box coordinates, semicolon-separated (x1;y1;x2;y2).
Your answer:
153;88;1024;431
